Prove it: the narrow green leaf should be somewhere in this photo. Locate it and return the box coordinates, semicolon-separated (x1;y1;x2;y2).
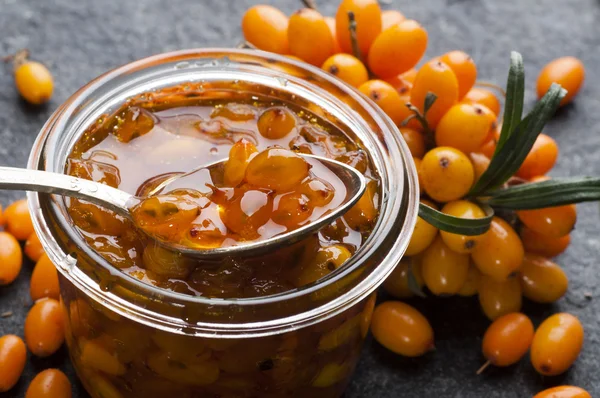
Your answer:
418;203;493;236
407;262;427;298
482;177;600;209
494;51;524;152
423;92;438;114
469;83;566;196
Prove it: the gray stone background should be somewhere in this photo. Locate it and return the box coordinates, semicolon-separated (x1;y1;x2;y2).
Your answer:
1;0;599;397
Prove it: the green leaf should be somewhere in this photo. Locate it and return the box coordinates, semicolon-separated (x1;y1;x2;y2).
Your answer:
482;177;600;209
494;51;525;152
469;83;566;196
418;202;494;236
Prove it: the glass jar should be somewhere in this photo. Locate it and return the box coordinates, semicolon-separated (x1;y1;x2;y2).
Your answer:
27;49;418;398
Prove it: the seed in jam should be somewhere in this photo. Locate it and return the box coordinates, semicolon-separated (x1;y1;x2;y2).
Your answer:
257;106;297;139
246;148;310;191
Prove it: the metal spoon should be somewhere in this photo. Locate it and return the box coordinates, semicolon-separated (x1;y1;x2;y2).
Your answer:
0;154;366;259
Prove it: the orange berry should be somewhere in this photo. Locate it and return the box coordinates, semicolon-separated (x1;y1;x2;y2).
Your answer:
463;87;501;116
343;179;378;229
531;313;584;376
15;61;54;105
358;80;406;125
421;236;470;295
383;258;424;298
30;254;60;301
371;301;434;357
481;313;534;368
520;254;568;304
4;198;34;240
515;133;558;179
440;200;487;253
472;217;524;281
221;188;273;240
537;57;585;106
24;298;65;357
534;386;591;398
383;74;412;95
0;335;27;392
401;68;418;83
399;127;425;158
324;17;343;53
242;5;289;54
420;147;474;202
435;103;495;153
246;148;309;191
288;9;335;66
478;275;522;321
405;199;438;256
518;204;576;239
257;106;297;140
224;139;258;187
368;20;428;79
0;204;5;226
272;192;312;230
381;10;405;29
24;231;45;262
457;263;481;297
439;51;477;99
0;231;22;285
322;54;369;88
25;369;72;398
479;136;497;159
520;227;571;258
469;152;490;182
410;60;459;129
336;0;382;57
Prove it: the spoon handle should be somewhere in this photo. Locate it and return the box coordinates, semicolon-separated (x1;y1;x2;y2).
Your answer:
0;167;133;216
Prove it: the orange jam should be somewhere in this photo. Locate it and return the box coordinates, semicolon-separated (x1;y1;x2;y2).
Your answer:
66;87;380;299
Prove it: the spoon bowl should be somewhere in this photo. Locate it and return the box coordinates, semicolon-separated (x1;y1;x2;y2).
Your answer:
0;154;366;259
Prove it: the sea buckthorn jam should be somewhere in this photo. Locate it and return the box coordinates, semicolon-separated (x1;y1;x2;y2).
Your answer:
65;83;380;299
58;81;383;398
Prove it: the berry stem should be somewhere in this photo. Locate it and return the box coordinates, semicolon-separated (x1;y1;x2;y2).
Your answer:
476;360;491;375
301;0;318;10
236;41;257;50
2;49;29;71
347;11;364;64
404;103;435;147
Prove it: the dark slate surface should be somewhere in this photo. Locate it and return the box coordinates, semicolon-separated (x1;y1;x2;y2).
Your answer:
1;0;599;397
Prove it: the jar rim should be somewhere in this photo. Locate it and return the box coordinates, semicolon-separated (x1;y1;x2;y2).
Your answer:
28;48;419;337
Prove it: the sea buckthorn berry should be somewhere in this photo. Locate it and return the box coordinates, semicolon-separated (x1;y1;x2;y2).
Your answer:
405;199;438;256
24;231;45;262
537;57;585;106
288;9;335;66
360;293;377;338
463;87;501;116
518;204;576;239
25;369;72;398
421;236;470;295
295;245;352;286
132;195;199;241
324;17;343;53
399;127;425;158
344;179;378;230
383;258;424;298
371;301;434;357
272;192;312;229
420;147;474;202
472;217;524;281
469;152;490;183
435;103;495;153
531;313;584;376
515;133;558;179
143;244;194;280
79;339;126;376
439;51;477;99
30;254;60;301
224;139;258;187
401;68;418;83
242;5;289;54
0;232;22;285
221;188;274;240
480;313;534;370
478;275;522;320
257;107;297;140
381;10;405;29
312;362;350;388
479;136;497;159
440;200;487;254
15;60;54;105
4;198;34;240
336;0;382;57
359;80;406;125
299;177;335;207
246;148;310;191
113;106;155;143
457;263;481;297
383;74;412;95
322;54;369;88
24;298;65;357
521;227;571;258
410;60;459;129
368;20;428;79
0;204;4;226
0;335;27;392
534;386;591;398
520;254;568;304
